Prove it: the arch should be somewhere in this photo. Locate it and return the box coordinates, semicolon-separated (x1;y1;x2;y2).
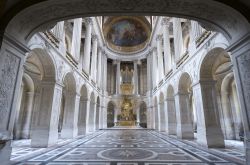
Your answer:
175;72;195;139
221;72;243;140
78;84;89;135
25;48;56;82
166;84;177;135
178;72;192;93
28;48;59;147
199;47;230;81
107;101;115;128
154;96;159;130
14;73;35;139
159;92;166;132
60;72;78;138
3;0;250;46
139;101;147;128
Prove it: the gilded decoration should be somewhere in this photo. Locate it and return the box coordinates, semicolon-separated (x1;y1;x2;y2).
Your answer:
103;16;151;53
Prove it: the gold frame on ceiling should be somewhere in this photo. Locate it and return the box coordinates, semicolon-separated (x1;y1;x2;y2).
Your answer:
103;16;152;53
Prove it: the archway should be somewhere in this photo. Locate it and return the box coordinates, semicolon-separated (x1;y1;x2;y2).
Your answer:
139;101;147;128
3;0;250;47
26;48;59;147
154;97;159;130
197;47;229;147
166;85;177;135
159;92;166;132
88;92;96;132
78;85;88;135
221;72;243;140
95;96;100;130
60;72;78;139
107;101;115;128
175;72;194;139
14;73;34;140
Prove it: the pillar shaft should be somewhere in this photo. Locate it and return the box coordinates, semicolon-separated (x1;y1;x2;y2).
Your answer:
173;18;183;61
71;18;83;60
133;61;138;95
193;81;224;147
174;92;194;139
116;61;121;94
90;35;98;82
61;93;80;138
162;18;172;73
82;18;92;74
31;83;63;147
156;35;164;80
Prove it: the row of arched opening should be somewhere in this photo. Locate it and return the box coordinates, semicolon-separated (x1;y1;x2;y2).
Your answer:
153;47;243;142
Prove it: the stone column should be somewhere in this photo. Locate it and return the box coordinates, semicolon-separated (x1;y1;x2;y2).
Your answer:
173;18;183;61
165;98;177;134
152;48;158;88
84;99;91;134
229;40;250;162
190;21;203;43
154;104;160;130
0;38;27;164
71;18;83;60
162;18;172;73
102;106;108;129
103;55;108;92
133;61;138;95
97;48;102;87
87;100;96;133
136;107;140;125
114;108;118;126
31;82;63;147
90;35;98;82
147;53;152;92
82;18;92;74
156;35;164;81
159;101;166;132
51;21;66;54
221;91;235;139
21;92;34;138
192;81;225;147
174;92;194;139
116;61;121;94
78;98;88;135
61;92;80;138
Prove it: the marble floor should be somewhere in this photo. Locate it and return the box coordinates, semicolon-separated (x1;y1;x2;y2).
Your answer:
11;130;245;165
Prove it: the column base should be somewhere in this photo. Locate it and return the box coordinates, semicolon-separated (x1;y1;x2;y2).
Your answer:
197;126;225;148
177;124;194;139
61;127;78;139
31;127;58;147
0;141;11;165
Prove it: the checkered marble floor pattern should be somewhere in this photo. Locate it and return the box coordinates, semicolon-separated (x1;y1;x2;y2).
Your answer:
12;130;245;165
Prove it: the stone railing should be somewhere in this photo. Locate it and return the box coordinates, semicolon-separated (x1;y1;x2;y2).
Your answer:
176;51;189;68
66;51;78;68
196;31;212;47
43;31;60;48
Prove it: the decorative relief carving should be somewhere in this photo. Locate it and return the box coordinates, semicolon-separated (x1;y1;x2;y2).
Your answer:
0;51;20;129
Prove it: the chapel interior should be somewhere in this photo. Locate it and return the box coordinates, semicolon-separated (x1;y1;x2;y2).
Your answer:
1;1;250;165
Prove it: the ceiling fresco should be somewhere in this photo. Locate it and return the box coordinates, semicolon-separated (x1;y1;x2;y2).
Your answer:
103;16;151;53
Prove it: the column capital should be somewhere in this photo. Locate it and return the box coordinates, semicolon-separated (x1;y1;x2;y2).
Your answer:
156;35;163;41
150;47;157;53
84;17;93;25
161;18;170;27
92;34;98;41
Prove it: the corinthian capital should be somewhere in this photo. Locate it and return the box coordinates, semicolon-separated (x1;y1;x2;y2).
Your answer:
161;18;170;27
84;17;93;26
156;35;163;41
